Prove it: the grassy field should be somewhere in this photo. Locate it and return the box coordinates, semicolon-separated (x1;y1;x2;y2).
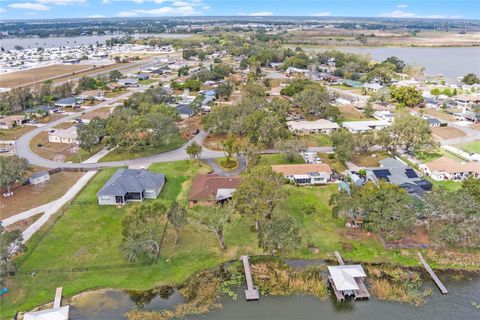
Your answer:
0;126;35;141
0;64;93;88
3;159;478;318
299;134;332;147
99;136;185;162
457;140;480;154
0;171;84;219
257;153;305;166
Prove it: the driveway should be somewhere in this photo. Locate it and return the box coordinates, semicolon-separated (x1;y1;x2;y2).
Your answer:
203;156;247;176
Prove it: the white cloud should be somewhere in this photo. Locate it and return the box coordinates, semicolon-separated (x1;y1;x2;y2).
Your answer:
130;0;168;3
102;0;111;3
311;12;331;17
135;5;198;15
88;14;106;18
37;0;86;4
172;1;189;6
9;2;50;10
0;8;5;13
202;5;209;10
396;4;408;8
248;11;273;16
379;10;461;19
118;10;137;17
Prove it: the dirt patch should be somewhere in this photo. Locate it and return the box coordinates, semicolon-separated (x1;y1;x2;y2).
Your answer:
203;134;226;151
350;152;387;167
431;126;466;139
0;64;93;88
339;105;370;121
0;171;84;219
5;214;41;232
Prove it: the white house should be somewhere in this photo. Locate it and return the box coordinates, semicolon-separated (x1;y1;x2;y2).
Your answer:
287;119;340;135
342;120;391;133
373;111;394;123
272;164;332;185
420;156;480;181
48;126;79;144
362;83;384;92
29;171;50;185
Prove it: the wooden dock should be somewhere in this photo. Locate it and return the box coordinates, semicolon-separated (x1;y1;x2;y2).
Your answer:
240;255;259;301
335;251;345;265
331;252;370;300
53;287;63;308
417;252;448;294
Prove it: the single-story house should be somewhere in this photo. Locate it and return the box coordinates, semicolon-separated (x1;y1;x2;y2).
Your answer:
97;169;165;205
188;174;242;207
287;119;340;135
272;163;332;185
364;158;432;197
420;156;480;181
137;73;150;81
343;80;362;88
372;111;394;123
0;115;26;129
48;126;79;144
362;83;384;92
422;115;441;127
29;171;50;185
454;111;478;123
342;120;391;133
24;105;58;116
455;94;480;106
118;78;139;87
55;97;78;108
176;104;194;119
77;90;105;101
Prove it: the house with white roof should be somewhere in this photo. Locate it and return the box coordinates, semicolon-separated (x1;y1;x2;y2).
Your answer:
48;126;78;144
362;83;384;92
342;120;391;133
287;119;340;135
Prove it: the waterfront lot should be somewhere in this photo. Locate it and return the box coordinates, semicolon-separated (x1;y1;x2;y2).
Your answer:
4;159;479;318
0;64;93;88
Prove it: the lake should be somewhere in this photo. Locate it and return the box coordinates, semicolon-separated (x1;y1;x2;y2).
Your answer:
69;270;480;320
303;46;480;83
0;33;191;51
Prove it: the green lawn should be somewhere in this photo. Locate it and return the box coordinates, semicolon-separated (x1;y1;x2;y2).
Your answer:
299;134;332;147
99;136;185;162
256;154;305;166
428;179;462;192
457;140;480;154
139;79;157;85
3;160;475;318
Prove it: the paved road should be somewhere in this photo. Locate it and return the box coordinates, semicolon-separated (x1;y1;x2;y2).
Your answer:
204;156;247;176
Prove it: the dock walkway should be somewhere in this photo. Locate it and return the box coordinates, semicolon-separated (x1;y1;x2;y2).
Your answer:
53;287;63;308
240;255;259;301
417;252;448;294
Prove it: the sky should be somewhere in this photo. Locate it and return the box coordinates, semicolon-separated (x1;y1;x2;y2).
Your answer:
0;0;479;21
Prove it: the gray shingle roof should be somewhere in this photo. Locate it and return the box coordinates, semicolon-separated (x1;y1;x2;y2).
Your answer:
97;169;165;196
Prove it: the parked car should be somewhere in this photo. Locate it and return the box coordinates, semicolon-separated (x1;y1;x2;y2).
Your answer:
0;147;9;153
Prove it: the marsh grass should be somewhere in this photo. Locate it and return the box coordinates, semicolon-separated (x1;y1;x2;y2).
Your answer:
251;260;329;299
367;265;431;306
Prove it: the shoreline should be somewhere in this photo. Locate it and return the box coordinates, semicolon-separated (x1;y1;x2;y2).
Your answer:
15;256;480;320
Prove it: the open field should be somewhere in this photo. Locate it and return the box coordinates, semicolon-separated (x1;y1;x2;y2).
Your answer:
0;171;84;219
350;152;387;167
30;131;103;163
339;105;371;121
3;160;479;318
99;136;185;162
0;126;35;141
0;64;93;88
423;108;457;122
299;134;332;147
284;29;480;47
431;126;466;139
457;140;480;154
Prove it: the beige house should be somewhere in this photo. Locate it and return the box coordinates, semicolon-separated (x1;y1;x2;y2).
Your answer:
287;119;340;135
272;163;332;185
48;126;79;144
420;156;480;181
0;115;25;129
